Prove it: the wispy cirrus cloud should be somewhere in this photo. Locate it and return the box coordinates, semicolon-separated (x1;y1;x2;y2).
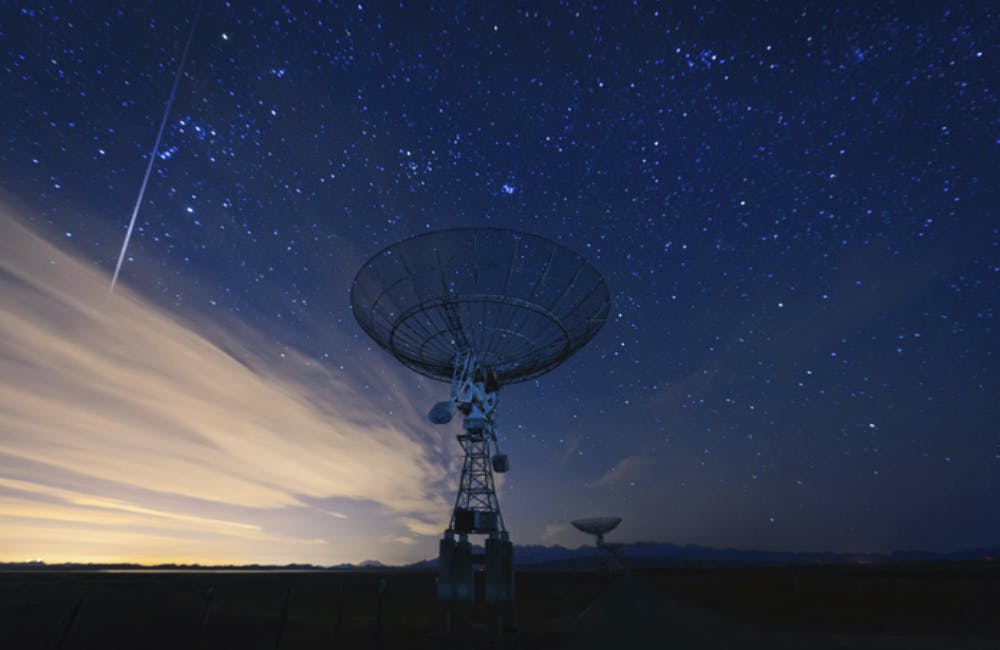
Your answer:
591;454;655;488
0;209;454;565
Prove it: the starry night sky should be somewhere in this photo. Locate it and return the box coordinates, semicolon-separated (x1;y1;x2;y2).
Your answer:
0;2;997;565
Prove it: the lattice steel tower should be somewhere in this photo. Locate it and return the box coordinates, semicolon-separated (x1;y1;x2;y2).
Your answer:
351;228;609;635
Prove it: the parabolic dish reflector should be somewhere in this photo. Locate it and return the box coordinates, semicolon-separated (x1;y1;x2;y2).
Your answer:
571;517;623;536
350;228;610;385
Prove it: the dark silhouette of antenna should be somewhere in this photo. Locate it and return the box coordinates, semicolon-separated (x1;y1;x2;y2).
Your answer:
352;227;609;635
572;516;624;570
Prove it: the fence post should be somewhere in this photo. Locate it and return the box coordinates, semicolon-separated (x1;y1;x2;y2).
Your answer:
196;586;214;646
334;583;345;639
375;577;387;647
53;595;83;650
275;585;292;649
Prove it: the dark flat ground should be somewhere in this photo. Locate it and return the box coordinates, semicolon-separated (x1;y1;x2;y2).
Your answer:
1;562;997;649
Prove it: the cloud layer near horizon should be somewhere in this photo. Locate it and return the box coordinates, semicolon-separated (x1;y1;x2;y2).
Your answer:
0;210;455;564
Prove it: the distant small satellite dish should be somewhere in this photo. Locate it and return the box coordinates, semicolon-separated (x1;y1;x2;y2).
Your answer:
572;516;624;570
428;400;456;424
571;517;622;537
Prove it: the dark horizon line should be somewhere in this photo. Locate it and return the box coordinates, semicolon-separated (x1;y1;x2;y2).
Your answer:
3;539;997;571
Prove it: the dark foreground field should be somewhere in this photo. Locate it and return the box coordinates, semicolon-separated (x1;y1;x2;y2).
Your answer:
1;563;997;649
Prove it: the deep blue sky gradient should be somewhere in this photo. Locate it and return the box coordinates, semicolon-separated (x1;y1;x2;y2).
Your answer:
0;1;997;561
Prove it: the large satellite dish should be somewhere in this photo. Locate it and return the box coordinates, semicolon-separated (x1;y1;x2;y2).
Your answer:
351;227;609;635
351;227;610;385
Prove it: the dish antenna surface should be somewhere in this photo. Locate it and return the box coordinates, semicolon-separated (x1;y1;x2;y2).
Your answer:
351;227;609;632
572;516;622;547
351;227;609;385
572;516;624;570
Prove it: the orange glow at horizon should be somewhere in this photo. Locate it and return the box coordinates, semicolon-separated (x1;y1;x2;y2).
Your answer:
0;209;460;566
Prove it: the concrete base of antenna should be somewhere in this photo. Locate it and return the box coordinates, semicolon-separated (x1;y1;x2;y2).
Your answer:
436;530;516;636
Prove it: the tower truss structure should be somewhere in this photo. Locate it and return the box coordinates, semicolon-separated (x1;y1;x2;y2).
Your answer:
350;228;609;636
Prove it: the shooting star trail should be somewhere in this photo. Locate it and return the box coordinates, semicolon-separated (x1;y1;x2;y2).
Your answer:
109;4;202;295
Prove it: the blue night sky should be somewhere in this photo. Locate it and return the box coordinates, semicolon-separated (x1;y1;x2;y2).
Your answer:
0;1;997;565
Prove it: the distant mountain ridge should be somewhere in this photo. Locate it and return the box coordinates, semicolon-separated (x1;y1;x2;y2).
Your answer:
403;541;1000;570
2;543;996;572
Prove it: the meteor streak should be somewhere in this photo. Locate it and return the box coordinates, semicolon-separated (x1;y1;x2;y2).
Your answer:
109;4;202;295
